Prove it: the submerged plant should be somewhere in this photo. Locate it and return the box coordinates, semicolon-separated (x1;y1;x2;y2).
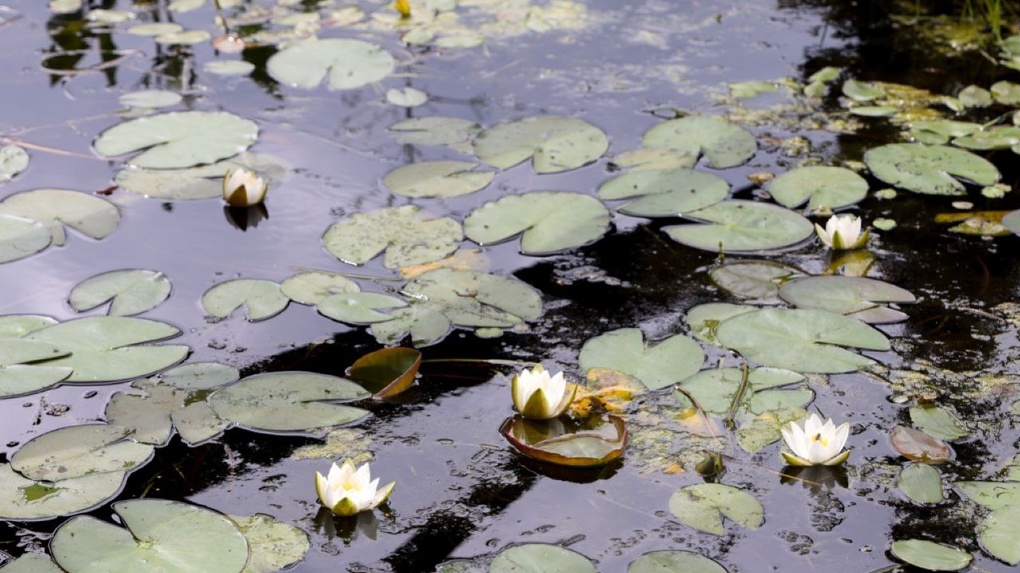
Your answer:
315;459;395;517
222;167;268;207
511;365;577;420
780;413;851;466
814;214;870;250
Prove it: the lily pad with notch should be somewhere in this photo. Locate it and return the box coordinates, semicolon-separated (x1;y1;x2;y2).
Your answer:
628;550;728;573
280;271;360;305
768;166;869;211
778;275;916;324
383;161;494;199
490;543;597;573
687;303;757;346
864;143;1000;196
369;302;452;347
642;116;756;169
464;191;610;255
106;380;229;446
11;424;153;482
0;338;72;398
909;405;968;441
578;328;704;391
0;214;50;263
472;116;609;173
0;188;119;246
323;205;462;269
955;481;1020;564
675;367;812;416
500;415;627;467
159;361;239;390
316;292;406;324
0;463;126;521
596;168;729;217
267;38;395;91
709;260;802;302
202;279;289;322
69;269;171;316
94;111;258;169
663;200;814;253
668;483;764;535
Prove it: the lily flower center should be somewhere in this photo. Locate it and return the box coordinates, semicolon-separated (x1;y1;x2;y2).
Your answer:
811;433;829;447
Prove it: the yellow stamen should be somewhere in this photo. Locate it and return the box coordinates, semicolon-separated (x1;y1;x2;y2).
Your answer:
811;433;829;446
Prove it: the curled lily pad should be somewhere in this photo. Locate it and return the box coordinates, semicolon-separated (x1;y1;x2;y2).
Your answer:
202;279;289;322
209;372;371;434
490;544;596;573
0;214;50;263
500;415;627;467
94;111;258;169
890;539;972;571
709;260;802;302
0;463;126;521
597;169;729;217
768;166;869;210
464;191;610;255
267;38;395;90
69;269;171;316
628;551;728;573
11;424;153;482
383;161;494;198
778;276;915;324
323;205;462;269
51;499;249;573
0;188;120;245
642;116;756;169
578;328;704;391
472;116;609;173
346;347;421;398
316;292;406;324
663;200;814;253
668;483;764;535
715;308;890;373
890;426;951;463
864;143;1000;196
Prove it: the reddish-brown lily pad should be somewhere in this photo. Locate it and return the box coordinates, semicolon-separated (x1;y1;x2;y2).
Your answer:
890;425;952;463
346;347;421;398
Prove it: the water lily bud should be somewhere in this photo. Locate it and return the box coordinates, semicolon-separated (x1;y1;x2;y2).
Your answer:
814;214;870;250
511;365;577;420
222;167;268;207
780;413;851;466
315;459;395;516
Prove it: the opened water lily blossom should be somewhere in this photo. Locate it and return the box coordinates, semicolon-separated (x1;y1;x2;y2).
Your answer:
781;413;850;466
815;214;870;250
512;365;577;420
315;459;395;516
222;167;268;207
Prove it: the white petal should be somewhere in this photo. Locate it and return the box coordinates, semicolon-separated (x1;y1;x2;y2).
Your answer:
832;422;850;451
351;462;372;490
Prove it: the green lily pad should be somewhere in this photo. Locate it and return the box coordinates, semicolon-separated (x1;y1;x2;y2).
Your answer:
323;205;462;269
267;38;395;90
472;116;608;173
0;214;50;263
51;499;249;573
0;144;29;183
347;347;421;398
280;271;360;305
768;166;869;210
0;188;120;245
778;276;915;324
370;302;452;347
642;116;757;169
69;270;171;316
26;316;189;383
663;200;814;253
687;303;757;345
11;424;153;482
611;147;698;170
596;169;729;217
119;90;182;109
383;161;494;198
737;407;806;453
159;362;240;390
316;292;406;324
952;126;1020;151
389;116;481;148
0;463;126;521
578;328;704;391
500;415;627;468
204;60;256;76
0;315;58;337
490;544;596;573
94;111;258;169
898;463;943;504
464;191;610;255
386;87;428;107
0;339;72;398
715;308;890;373
992;80;1020;105
849;105;899;117
959;85;992;108
155;30;212;45
909;405;968;441
909;120;981;144
628;550;728;573
863;143;1000;196
127;22;183;36
209;372;371;434
115;152;291;201
708;260;802;301
228;514;310;573
842;79;885;102
1;554;64;572
890;539;972;571
956;481;1020;510
676;367;811;415
668;483;764;535
106;380;228;446
202;279;289;322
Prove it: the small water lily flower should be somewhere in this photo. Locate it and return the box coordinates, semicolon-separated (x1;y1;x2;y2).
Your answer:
814;214;870;250
222;167;268;207
781;413;850;466
315;459;395;517
511;365;577;420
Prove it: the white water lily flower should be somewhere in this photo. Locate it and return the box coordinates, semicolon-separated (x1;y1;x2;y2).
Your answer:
315;459;395;516
814;214;870;250
222;167;268;207
781;413;851;466
511;365;577;420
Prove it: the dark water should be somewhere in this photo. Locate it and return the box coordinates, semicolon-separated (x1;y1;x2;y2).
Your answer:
1;0;1020;571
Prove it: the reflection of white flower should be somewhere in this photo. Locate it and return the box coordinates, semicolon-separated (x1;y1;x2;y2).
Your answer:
222;167;268;207
315;460;395;516
814;214;869;250
781;413;850;466
511;365;576;420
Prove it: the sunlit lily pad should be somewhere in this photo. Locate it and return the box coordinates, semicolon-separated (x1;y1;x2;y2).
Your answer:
890;426;951;463
472;116;608;173
209;372;371;434
628;550;728;573
94;111;258;169
316;292;406;324
715;308;890;373
159;362;239;390
909;405;968;441
778;276;915;324
464;192;610;255
25;316;189;383
736;407;806;453
202;279;289;322
1;554;63;572
863;143;1000;196
228;514;310;573
115;152;291;201
578;328;704;391
383;161;494;198
280;271;359;305
389;116;481;148
768;166;869;210
890;539;972;571
642;116;756;169
0;214;51;263
668;483;764;535
204;60;256;76
370;302;451;347
490;544;596;573
0;188;120;245
51;499;249;573
0;463;126;521
0;315;58;337
11;424;153;481
323;205;462;269
119;90;182;109
709;260;802;301
687;303;757;345
69;269;171;316
0;144;29;183
106;380;228;446
675;368;811;415
347;347;421;398
898;463;943;504
386;87;428;107
0;339;72;398
663;200;814;253
500;415;627;467
596;169;729;217
267;38;395;90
